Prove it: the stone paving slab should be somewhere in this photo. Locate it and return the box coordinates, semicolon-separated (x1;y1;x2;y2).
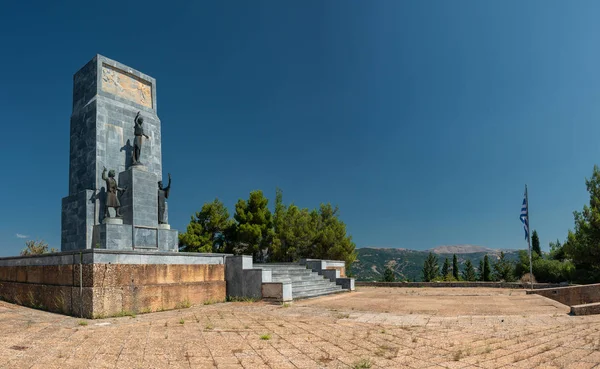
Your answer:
0;287;598;368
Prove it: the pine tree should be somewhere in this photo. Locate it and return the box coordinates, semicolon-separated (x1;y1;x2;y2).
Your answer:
531;230;541;256
493;251;515;282
483;255;492;281
563;165;600;282
232;190;274;262
441;257;451;279
382;267;396;282
422;252;440;282
452;254;460;280
478;259;485;281
179;198;233;253
462;259;476;281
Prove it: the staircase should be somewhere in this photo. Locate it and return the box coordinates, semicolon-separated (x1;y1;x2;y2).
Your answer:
256;263;345;300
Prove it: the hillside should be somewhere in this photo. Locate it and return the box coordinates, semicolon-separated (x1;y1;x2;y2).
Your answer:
350;247;521;281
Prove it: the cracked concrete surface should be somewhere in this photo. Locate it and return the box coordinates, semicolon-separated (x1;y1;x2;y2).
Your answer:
0;287;598;368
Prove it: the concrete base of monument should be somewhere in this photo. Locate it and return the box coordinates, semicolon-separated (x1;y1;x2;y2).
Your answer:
102;217;124;225
0;250;229;319
91;224;178;252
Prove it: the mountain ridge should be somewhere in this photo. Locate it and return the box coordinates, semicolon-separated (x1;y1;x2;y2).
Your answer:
351;246;522;281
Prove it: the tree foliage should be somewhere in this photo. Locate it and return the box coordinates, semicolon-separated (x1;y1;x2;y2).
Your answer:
493;251;515;282
478;259;485;281
563;165;600;282
452;254;459;280
181;189;357;267
422;252;439;282
233;190;274;262
382;267;396;282
462;259;476;281
531;230;541;257
515;250;573;283
441;257;451;279
20;240;57;256
549;239;566;261
483;255;492;281
179;198;233;253
272;189;316;262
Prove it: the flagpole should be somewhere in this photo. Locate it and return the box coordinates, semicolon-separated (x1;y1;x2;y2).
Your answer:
526;184;533;290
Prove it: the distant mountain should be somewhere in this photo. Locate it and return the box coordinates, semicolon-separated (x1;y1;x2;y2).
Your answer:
429;245;493;254
350;246;521;282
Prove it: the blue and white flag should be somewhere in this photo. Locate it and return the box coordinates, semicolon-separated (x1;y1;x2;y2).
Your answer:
520;193;528;240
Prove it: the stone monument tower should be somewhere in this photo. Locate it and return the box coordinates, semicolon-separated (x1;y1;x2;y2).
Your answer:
61;55;178;252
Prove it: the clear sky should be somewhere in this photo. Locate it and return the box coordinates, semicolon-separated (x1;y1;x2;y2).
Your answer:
1;1;599;257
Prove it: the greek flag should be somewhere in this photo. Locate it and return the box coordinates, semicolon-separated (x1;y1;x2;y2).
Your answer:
520;194;528;240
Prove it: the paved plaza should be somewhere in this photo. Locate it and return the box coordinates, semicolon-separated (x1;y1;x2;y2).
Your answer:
1;287;599;368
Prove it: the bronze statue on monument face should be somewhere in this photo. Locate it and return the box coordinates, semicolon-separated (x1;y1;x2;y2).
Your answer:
102;167;126;218
132;111;150;165
158;173;171;224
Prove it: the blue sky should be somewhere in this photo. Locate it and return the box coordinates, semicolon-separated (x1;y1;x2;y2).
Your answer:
1;1;599;257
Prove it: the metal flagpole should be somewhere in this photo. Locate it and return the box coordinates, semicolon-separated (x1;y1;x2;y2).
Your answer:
526;185;533;290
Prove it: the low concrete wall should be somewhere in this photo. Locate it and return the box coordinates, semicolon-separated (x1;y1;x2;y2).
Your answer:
0;250;229;318
571;302;600;316
357;281;564;289
336;278;355;291
225;255;265;300
527;283;600;306
262;281;292;302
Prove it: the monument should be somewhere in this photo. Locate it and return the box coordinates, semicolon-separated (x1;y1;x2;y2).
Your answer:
60;55;178;252
0;54;352;318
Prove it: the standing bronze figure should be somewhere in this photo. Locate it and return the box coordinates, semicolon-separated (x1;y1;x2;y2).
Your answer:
102;167;126;218
132;111;150;165
158;173;171;224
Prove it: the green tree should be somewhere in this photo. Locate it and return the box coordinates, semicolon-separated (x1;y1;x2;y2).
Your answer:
381;267;396;282
483;255;492;281
272;190;316;262
20;240;57;256
564;165;600;282
515;249;573;283
422;252;439;282
441;257;451;279
309;203;357;269
232;190;274;262
462;259;477;281
493;252;515;282
549;239;566;261
531;230;541;257
179;198;233;253
452;254;460;280
478;259;485;281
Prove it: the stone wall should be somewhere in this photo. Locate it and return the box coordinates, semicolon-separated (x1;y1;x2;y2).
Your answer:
356;281;564;289
527;283;600;306
0;250;227;318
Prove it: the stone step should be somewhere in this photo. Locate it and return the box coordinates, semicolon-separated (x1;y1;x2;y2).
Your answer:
271;273;323;278
291;276;335;284
292;282;341;293
255;262;346;300
255;264;308;270
275;279;336;287
293;286;345;299
269;269;315;274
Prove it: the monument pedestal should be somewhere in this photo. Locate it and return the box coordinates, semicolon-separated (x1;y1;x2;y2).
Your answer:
91;165;177;252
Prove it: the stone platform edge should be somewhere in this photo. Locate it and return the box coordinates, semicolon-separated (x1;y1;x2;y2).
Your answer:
0;250;232;318
526;283;600;315
357;281;565;289
0;249;231;266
